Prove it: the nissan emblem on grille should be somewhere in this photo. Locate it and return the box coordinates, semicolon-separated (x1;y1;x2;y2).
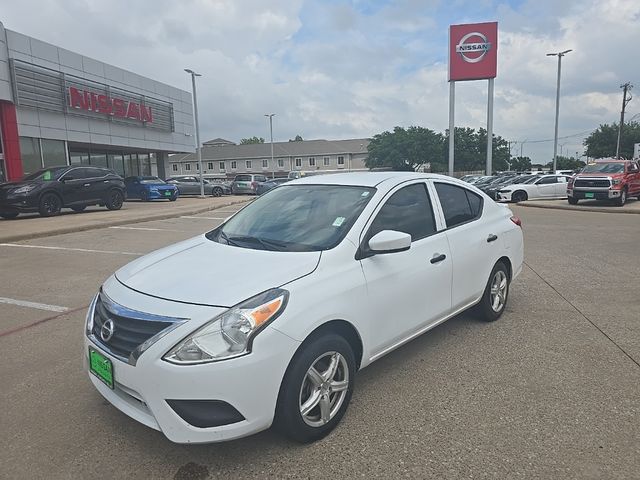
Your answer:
101;318;115;342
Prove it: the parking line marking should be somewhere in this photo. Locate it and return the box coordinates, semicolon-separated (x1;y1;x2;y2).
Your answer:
109;226;184;232
179;216;227;220
0;243;142;256
0;296;69;313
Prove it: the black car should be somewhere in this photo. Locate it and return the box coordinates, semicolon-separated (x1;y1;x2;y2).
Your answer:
256;177;290;195
0;165;126;219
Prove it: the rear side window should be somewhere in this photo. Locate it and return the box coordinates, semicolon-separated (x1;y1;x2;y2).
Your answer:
255;175;267;182
368;183;436;242
235;175;251;182
435;183;483;228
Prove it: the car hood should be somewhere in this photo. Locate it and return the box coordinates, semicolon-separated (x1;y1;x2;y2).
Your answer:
576;172;622;178
0;181;38;190
115;235;321;307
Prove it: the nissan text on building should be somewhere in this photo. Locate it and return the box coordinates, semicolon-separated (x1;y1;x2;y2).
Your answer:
0;21;195;183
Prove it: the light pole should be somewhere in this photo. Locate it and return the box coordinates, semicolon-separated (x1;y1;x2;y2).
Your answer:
264;114;275;179
185;68;204;197
547;49;572;173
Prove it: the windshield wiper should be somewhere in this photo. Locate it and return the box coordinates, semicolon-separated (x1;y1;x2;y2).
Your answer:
218;230;241;247
226;235;289;251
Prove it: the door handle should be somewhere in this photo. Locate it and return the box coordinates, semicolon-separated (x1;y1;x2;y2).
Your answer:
430;253;446;264
83;183;91;187
487;234;498;243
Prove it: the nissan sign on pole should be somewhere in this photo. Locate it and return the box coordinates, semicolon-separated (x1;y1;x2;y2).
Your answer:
447;22;498;177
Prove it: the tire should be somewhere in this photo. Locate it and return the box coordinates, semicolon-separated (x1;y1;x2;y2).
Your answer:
275;333;356;443
140;190;149;202
105;190;124;210
0;212;19;219
568;197;579;205
614;188;627;207
212;187;223;197
71;205;87;213
38;192;62;217
475;261;510;322
169;194;177;202
511;191;528;203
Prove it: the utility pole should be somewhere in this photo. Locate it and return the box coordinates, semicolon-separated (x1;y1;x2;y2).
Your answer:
547;49;572;173
264;114;275;178
185;69;204;197
615;82;633;159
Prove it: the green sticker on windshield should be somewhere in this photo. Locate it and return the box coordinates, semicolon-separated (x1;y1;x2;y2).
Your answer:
333;217;345;227
43;170;52;180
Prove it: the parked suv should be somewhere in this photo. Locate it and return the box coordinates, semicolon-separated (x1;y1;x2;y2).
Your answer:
0;165;125;219
165;176;229;197
231;174;268;195
567;159;640;206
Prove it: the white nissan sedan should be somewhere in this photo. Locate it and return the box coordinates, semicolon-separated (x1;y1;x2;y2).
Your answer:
85;172;523;444
496;174;572;202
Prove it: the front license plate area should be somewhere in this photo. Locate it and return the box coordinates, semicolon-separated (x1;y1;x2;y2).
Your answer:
164;191;172;196
89;347;114;389
584;192;595;199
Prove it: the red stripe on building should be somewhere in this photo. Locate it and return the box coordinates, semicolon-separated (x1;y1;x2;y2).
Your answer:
0;101;23;181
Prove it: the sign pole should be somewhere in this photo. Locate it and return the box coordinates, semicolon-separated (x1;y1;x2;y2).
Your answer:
448;81;455;176
486;77;494;175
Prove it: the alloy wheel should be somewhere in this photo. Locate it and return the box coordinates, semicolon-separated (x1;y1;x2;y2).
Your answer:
299;352;349;427
490;270;508;312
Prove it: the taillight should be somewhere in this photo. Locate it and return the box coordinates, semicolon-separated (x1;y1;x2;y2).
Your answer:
510;215;522;227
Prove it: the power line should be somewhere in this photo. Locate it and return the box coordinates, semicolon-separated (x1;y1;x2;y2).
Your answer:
513;128;595;145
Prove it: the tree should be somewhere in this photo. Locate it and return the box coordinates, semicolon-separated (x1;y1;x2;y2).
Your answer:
366;126;445;171
288;135;304;142
584;121;640;159
443;127;510;172
240;136;265;144
544;156;585;170
509;156;532;171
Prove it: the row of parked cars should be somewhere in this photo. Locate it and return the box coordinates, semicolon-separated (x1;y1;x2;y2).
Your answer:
0;165;294;219
463;159;640;206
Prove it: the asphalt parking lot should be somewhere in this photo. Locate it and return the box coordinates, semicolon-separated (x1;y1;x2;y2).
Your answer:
1;205;639;479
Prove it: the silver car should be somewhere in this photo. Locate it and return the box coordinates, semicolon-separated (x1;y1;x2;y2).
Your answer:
166;176;227;197
231;174;268;195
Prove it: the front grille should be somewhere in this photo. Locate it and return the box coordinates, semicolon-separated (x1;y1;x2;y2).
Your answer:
574;179;610;188
91;294;177;361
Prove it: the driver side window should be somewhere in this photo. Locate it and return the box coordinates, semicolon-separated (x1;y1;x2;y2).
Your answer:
368;183;436;242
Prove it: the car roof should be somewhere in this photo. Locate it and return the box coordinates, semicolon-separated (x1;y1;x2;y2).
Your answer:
290;171;461;187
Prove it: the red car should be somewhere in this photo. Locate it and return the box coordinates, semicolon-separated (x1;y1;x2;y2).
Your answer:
567;159;640;206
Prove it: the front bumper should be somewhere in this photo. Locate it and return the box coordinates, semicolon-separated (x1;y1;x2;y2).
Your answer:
148;189;178;200
568;188;621;200
0;193;40;213
84;277;300;443
496;191;513;202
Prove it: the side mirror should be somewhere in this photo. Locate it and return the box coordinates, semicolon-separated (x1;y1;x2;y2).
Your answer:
368;230;412;254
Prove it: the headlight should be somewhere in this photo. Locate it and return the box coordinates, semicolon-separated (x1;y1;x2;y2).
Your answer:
612;179;621;185
163;288;288;365
12;184;37;195
85;293;99;336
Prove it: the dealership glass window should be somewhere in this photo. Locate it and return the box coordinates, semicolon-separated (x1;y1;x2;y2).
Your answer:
90;152;107;168
69;152;89;165
309;157;316;167
19;137;42;174
219;162;225;171
323;157;330;166
277;158;284;168
185;163;191;171
172;164;178;172
231;161;237;170
108;153;125;176
246;160;252;169
262;159;268;168
41;139;66;167
295;158;302;168
337;156;345;166
139;153;151;176
124;154;139;177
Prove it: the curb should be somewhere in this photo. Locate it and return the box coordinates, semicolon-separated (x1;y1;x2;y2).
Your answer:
0;199;251;243
518;201;640;215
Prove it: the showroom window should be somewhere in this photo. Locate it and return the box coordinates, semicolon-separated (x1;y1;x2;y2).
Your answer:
108;153;125;176
246;160;252;169
19;137;42;174
231;161;237;170
41;139;66;167
295;158;302;168
309;157;316;167
185;163;191;171
323;157;330;166
90;152;107;168
337;156;345;166
172;164;178;172
219;162;225;171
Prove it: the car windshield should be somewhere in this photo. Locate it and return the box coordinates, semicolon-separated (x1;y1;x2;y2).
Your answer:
207;184;375;252
581;163;625;174
139;177;165;184
22;167;68;182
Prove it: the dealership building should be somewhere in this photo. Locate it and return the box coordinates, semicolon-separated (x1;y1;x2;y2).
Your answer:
168;138;370;178
0;21;195;182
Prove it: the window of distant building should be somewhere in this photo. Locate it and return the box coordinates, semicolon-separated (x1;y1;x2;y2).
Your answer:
295;158;302;168
337;156;345;167
231;161;237;170
219;162;225;171
207;162;214;170
262;159;268;168
323;157;330;166
309;157;316;167
185;163;191;171
171;164;178;172
246;160;252;169
277;158;284;168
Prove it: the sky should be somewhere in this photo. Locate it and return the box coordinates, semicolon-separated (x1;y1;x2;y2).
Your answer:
0;0;638;164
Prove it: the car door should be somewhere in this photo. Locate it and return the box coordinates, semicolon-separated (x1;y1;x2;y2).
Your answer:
85;168;113;201
60;167;97;205
554;176;569;197
627;162;640;196
532;176;559;198
359;182;452;356
432;181;497;311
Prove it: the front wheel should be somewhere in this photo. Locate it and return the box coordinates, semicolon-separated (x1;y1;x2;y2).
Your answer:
38;193;62;217
212;187;223;197
568;197;579;205
275;333;355;443
475;261;510;322
105;190;124;210
615;188;627;207
511;191;527;203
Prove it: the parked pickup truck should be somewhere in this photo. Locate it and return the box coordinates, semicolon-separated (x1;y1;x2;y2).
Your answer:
567;159;640;206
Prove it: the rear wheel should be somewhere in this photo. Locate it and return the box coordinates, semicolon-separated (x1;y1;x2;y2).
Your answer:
212;187;223;197
0;212;19;219
71;205;87;213
38;193;62;217
105;190;124;210
475;261;510;322
568;197;579;205
615;188;627;207
511;191;528;203
275;333;355;443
